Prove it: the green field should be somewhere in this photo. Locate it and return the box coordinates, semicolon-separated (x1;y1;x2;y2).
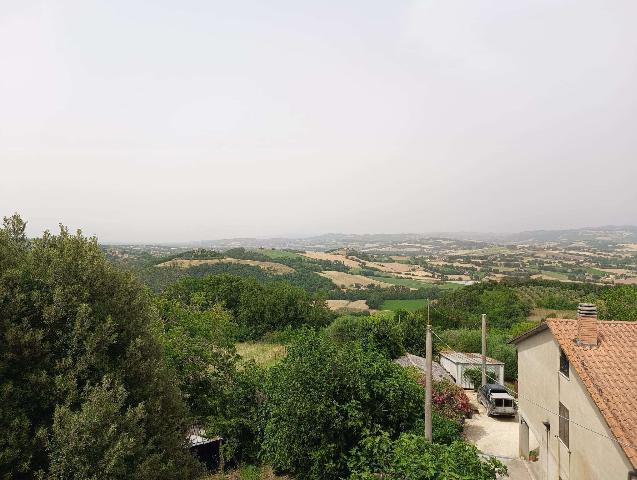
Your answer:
381;299;428;312
540;270;570;281
584;266;608;277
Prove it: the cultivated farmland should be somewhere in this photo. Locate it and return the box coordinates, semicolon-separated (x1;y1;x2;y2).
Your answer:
156;257;295;274
326;299;371;313
319;271;393;289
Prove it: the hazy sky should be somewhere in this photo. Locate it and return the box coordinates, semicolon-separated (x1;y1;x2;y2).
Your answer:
2;1;637;242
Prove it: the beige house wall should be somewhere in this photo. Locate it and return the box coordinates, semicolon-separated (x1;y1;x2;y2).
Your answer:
517;329;633;480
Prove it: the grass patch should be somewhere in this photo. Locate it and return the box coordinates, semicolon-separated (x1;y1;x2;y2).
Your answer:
381;299;428;312
236;342;287;367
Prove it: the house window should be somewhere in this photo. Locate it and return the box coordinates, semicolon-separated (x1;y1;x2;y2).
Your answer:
559;348;569;377
559;403;569;447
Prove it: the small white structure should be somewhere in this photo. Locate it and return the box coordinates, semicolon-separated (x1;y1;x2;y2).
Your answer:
439;351;504;388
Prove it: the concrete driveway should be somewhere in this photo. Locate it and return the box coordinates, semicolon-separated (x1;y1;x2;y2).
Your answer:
464;391;538;480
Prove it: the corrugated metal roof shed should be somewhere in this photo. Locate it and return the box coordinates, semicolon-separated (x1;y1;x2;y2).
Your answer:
439;351;503;365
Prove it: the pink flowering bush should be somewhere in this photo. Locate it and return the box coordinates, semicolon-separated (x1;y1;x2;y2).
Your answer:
417;377;472;423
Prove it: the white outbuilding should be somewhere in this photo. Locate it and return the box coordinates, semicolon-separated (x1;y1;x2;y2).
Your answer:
439;351;505;389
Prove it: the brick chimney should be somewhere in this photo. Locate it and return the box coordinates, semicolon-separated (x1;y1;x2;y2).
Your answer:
576;303;598;346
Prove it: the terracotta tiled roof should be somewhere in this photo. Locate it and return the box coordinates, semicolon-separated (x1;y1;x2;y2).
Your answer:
546;318;637;468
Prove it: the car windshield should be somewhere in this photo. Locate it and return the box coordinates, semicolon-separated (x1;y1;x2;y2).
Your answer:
489;387;507;394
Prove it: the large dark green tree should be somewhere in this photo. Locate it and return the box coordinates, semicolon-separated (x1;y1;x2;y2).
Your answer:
0;215;200;479
163;274;333;339
153;299;264;464
261;330;425;480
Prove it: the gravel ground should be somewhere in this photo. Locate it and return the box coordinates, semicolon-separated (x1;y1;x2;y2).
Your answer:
464;391;538;480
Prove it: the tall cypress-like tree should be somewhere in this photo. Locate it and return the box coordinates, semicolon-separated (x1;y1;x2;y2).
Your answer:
0;215;201;479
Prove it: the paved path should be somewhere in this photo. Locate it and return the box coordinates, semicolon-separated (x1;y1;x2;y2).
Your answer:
464;391;537;480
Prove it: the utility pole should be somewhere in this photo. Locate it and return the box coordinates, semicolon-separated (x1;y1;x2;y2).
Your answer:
481;313;487;387
425;302;432;441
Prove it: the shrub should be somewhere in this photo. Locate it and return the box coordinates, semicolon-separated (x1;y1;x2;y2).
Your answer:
348;432;507;480
325;312;405;359
509;321;538;339
261;330;424;479
400;312;427;356
163;274;333;340
432;380;472;422
463;368;483;391
431;412;463;444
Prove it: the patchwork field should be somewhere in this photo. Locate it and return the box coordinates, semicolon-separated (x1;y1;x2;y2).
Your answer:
530;272;571;282
301;251;361;268
156;258;295;274
326;299;371;313
366;261;414;274
319;271;393;288
370;275;446;289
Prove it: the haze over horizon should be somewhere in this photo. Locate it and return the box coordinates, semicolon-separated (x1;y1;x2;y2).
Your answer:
3;1;637;243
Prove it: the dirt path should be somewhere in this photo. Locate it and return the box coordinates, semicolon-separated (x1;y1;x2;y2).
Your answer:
464;391;538;480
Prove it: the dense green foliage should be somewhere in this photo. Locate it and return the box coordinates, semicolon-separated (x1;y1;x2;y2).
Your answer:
430;282;532;329
260;331;425;479
505;279;637;320
597;285;637;320
0;215;200;479
325;312;406;358
256;330;492;479
162;274;333;340
153;299;264;463
348;433;506;480
344;285;445;309
138;261;339;294
325;309;434;359
463;368;483;391
154;300;238;420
